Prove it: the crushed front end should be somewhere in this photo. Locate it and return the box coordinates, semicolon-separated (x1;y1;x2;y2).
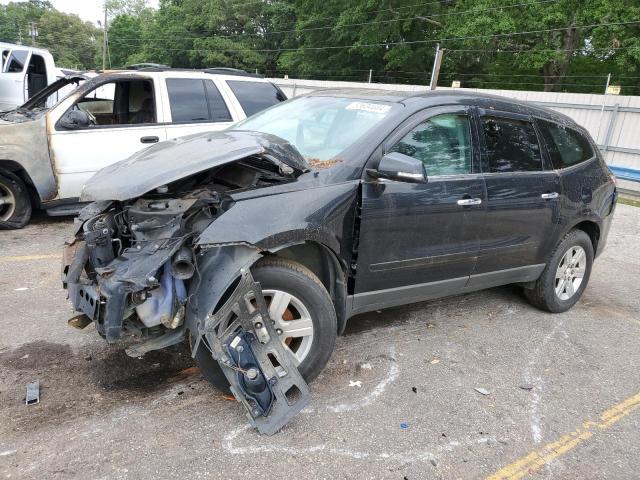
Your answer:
62;193;215;345
61;135;313;433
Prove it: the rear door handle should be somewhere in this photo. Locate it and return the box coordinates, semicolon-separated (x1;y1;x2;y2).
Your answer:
140;136;159;144
541;192;559;199
457;198;482;206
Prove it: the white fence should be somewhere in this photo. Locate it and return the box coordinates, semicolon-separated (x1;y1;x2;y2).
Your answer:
269;78;640;192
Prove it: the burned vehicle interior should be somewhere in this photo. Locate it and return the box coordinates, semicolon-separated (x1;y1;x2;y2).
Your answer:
73;79;157;125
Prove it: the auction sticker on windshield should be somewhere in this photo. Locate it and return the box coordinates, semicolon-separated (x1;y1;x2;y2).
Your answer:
345;102;391;114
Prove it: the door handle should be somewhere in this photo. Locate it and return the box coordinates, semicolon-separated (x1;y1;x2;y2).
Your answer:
140;136;159;144
540;192;559;199
457;198;482;206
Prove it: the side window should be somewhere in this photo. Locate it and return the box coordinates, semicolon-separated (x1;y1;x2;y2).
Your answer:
537;119;594;169
70;80;156;127
390;114;472;176
226;80;286;117
167;79;209;123
204;80;232;122
77;83;116;124
5;50;29;73
167;78;232;123
482;117;542;173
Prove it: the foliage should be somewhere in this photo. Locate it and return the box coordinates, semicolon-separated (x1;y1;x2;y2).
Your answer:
0;0;99;70
0;0;639;94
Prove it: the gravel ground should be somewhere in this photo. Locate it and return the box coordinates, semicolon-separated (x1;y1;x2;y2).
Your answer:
0;205;639;480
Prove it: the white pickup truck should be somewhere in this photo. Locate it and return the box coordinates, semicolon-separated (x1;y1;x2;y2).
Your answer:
0;68;286;228
0;42;72;112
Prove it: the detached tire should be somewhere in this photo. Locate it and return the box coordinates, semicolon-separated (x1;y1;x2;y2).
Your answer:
524;229;594;313
0;171;32;229
193;258;338;392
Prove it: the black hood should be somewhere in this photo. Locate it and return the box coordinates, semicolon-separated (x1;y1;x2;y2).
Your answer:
80;130;310;202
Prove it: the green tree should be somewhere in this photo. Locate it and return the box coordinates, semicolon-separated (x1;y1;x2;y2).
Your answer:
438;0;640;93
108;14;145;67
0;0;51;45
38;10;100;69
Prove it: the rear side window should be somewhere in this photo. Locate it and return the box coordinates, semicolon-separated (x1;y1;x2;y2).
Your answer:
5;50;28;73
482;117;542;173
226;80;286;117
166;78;231;123
537;119;594;169
390;114;472;176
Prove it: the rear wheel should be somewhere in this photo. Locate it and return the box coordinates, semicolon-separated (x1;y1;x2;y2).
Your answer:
524;229;593;313
0;171;32;229
193;258;337;392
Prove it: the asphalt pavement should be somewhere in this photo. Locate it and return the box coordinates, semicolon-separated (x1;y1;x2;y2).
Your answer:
0;205;639;480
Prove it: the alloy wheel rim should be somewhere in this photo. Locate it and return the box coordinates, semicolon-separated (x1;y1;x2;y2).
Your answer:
258;289;314;366
0;183;16;222
555;245;586;301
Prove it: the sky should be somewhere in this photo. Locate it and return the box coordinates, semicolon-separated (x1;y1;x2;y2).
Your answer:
0;0;159;24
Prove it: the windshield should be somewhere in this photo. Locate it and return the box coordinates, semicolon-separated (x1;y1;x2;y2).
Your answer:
231;96;395;165
21;76;87;111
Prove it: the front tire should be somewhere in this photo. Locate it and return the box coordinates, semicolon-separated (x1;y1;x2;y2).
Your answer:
193;258;337;392
0;171;32;229
524;229;593;313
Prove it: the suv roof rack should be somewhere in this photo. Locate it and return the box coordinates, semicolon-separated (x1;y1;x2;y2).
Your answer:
203;67;264;78
120;65;264;78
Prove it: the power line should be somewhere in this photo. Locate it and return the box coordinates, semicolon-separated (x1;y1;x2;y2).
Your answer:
99;20;640;55
108;0;559;42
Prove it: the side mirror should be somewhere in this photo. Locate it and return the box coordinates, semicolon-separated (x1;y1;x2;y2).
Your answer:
367;152;427;183
58;109;91;130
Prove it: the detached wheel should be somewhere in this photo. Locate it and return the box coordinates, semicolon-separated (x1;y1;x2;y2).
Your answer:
0;171;32;229
524;229;593;313
193;258;338;392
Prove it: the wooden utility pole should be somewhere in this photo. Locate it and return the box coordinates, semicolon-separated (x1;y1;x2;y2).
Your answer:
429;44;444;90
102;1;108;71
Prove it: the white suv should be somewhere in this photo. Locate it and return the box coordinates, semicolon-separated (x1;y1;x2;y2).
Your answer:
0;68;286;228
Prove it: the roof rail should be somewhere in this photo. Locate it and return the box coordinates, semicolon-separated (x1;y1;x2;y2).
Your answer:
117;65;264;78
203;67;264;78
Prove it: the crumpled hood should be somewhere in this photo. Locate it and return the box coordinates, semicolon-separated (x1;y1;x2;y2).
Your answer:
80;130;310;202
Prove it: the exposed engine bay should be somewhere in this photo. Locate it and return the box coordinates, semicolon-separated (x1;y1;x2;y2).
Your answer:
62;154;310;434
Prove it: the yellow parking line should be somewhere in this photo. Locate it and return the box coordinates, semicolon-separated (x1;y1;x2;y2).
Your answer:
0;254;59;262
487;392;640;480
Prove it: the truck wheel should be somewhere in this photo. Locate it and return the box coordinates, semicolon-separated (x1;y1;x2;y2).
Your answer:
0;171;32;229
193;258;338;392
524;229;593;313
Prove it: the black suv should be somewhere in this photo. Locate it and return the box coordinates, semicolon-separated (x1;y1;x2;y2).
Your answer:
63;90;617;432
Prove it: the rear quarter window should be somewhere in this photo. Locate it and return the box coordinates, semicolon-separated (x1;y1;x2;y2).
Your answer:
226;80;286;117
537;119;594;169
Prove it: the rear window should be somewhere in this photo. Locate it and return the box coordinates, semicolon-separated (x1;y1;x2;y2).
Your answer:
166;78;232;123
482;117;542;173
537;119;594;169
226;80;286;117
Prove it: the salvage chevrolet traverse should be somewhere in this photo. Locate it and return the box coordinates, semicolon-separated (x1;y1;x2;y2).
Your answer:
62;89;617;433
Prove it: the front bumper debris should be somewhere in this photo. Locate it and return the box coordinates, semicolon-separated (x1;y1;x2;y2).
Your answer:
197;269;311;435
62;236;184;342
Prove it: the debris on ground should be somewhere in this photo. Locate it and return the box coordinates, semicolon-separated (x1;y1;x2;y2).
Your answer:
25;380;40;405
430;358;440;364
519;384;534;390
474;387;491;396
426;323;436;328
349;380;363;388
359;362;373;370
412;387;417;393
400;422;409;429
